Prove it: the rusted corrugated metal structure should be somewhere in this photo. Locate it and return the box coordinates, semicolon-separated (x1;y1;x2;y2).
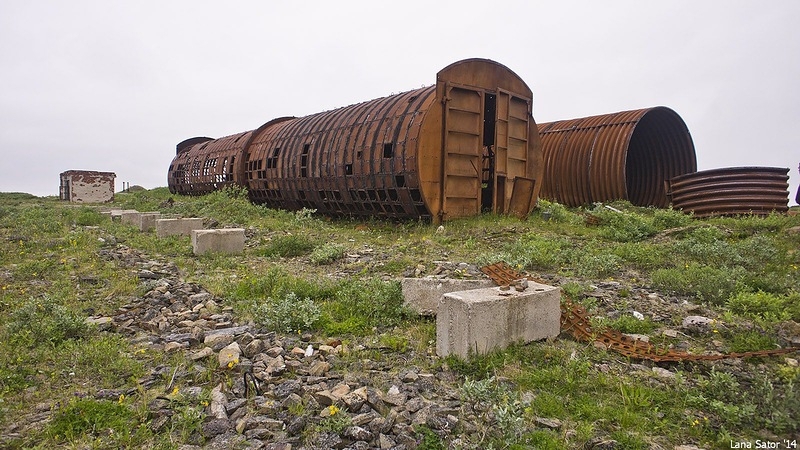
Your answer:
666;167;790;217
168;59;544;222
537;107;697;207
59;170;116;203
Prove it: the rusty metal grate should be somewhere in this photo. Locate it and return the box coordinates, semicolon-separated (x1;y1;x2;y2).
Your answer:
480;262;799;362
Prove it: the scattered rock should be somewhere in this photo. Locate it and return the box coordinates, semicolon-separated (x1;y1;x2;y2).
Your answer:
535;417;562;429
219;342;242;369
652;367;675;379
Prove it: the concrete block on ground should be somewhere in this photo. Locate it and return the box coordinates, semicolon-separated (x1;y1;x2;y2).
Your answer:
192;228;245;255
401;278;495;315
120;211;141;226
109;209;138;222
138;212;162;232
436;282;561;358
156;218;204;238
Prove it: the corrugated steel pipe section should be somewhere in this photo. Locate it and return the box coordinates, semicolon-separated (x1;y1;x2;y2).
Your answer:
246;86;437;219
168;131;253;195
538;107;697;207
667;167;790;217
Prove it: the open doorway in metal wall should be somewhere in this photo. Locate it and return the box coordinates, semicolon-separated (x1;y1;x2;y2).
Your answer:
481;93;497;212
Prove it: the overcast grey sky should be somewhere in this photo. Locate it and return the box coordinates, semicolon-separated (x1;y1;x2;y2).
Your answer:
1;1;798;204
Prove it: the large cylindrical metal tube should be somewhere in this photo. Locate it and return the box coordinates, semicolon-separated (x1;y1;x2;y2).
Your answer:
538;107;697;207
167;59;544;221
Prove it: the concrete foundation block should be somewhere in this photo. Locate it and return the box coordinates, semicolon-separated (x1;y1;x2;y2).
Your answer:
120;211;141;226
109;209;138;222
138;212;162;232
401;278;495;315
156;218;204;238
192;228;245;255
436;282;561;358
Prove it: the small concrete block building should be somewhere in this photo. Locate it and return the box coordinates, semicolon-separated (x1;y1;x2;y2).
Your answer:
436;282;561;358
59;170;116;203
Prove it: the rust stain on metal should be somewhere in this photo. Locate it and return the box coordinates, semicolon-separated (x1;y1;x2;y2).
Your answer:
666;166;790;217
537;107;697;208
168;59;544;221
480;262;798;362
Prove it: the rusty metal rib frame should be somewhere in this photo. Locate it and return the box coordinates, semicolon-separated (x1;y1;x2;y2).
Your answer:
480;262;798;362
667;166;790;217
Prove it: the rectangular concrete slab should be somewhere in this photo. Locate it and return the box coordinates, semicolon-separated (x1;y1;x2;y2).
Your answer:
436;282;561;358
109;209;138;222
192;228;245;255
156;218;204;238
138;212;162;232
120;211;141;226
401;278;495;315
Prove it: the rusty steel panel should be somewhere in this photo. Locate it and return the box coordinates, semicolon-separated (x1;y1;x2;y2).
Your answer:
442;84;483;219
538;107;697;207
507;177;536;218
667;166;790;217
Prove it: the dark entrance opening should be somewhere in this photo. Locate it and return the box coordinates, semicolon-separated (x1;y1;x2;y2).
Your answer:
481;93;497;212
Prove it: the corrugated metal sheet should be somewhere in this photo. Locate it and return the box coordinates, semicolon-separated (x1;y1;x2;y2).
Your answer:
538;107;696;207
667;167;790;217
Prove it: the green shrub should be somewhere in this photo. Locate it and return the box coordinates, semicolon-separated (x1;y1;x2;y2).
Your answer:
612;242;671;270
227;266;332;304
606;314;658;334
6;296;90;347
726;291;799;323
652;207;693;229
591;206;657;242
320;278;409;335
574;251;622;278
309;243;345;265
252;292;321;333
560;282;588;300
48;398;135;442
727;330;778;353
651;264;745;305
536;199;581;224
72;207;106;226
260;234;315;258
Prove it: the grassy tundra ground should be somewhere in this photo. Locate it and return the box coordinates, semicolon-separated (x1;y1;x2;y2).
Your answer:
0;187;798;449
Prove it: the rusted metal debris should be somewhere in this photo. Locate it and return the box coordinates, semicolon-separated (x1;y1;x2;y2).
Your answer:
480;262;798;362
169;59;544;222
666;166;790;217
537;107;697;208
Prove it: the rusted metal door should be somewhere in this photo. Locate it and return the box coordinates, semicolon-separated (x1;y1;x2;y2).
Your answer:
494;89;531;213
442;84;484;219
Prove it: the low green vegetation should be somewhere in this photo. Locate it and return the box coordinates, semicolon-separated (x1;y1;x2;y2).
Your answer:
1;190;798;449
